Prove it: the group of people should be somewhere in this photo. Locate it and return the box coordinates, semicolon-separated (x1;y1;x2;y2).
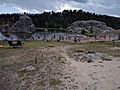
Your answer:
32;33;82;43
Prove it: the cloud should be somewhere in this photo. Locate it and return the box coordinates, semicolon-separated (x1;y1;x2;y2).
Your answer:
0;0;60;12
67;0;89;3
64;0;120;17
14;7;30;13
0;0;120;17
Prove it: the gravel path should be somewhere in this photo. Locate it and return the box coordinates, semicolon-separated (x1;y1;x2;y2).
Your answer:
59;46;120;90
0;46;120;90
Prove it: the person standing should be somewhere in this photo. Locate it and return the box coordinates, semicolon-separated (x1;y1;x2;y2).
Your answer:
112;39;115;47
78;36;81;42
74;37;77;43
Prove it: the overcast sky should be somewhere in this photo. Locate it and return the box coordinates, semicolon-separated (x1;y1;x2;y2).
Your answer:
0;0;120;17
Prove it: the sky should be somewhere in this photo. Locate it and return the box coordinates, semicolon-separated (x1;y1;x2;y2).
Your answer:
0;0;120;17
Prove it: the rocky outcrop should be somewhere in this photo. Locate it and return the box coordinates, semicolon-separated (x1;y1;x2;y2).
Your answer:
70;51;113;63
0;15;35;33
12;14;35;33
1;24;12;32
67;20;114;33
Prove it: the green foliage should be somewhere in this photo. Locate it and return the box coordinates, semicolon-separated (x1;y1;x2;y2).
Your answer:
22;41;74;48
81;29;87;35
0;40;76;49
83;30;100;37
50;79;62;85
0;10;120;32
85;33;95;37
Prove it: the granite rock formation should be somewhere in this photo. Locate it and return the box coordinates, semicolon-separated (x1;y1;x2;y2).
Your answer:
12;14;35;33
67;20;114;33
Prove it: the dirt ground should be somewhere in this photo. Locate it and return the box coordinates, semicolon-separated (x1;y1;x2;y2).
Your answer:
0;43;120;90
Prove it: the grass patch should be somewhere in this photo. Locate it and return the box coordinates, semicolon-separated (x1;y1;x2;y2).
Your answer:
22;40;75;48
50;79;62;86
0;40;75;49
38;80;46;86
70;41;120;57
0;64;11;71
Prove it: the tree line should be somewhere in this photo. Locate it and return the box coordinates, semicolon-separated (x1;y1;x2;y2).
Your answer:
0;10;120;30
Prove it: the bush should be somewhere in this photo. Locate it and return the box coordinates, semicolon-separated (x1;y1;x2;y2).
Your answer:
81;29;87;35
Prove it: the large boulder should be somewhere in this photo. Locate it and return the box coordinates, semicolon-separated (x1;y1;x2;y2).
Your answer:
67;20;114;33
1;24;12;32
12;14;35;33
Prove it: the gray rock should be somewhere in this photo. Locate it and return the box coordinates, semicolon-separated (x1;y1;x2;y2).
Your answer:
25;66;36;71
1;15;35;33
67;20;114;33
102;57;112;61
12;14;35;33
1;24;12;33
20;65;36;72
98;60;103;63
80;52;109;63
86;49;95;54
80;55;93;63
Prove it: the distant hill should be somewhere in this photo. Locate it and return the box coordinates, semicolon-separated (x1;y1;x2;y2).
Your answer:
0;10;120;31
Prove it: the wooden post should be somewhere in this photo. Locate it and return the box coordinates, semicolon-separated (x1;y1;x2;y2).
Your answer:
34;55;37;64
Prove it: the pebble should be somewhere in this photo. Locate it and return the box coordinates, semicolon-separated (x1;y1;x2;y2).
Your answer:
20;65;36;72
